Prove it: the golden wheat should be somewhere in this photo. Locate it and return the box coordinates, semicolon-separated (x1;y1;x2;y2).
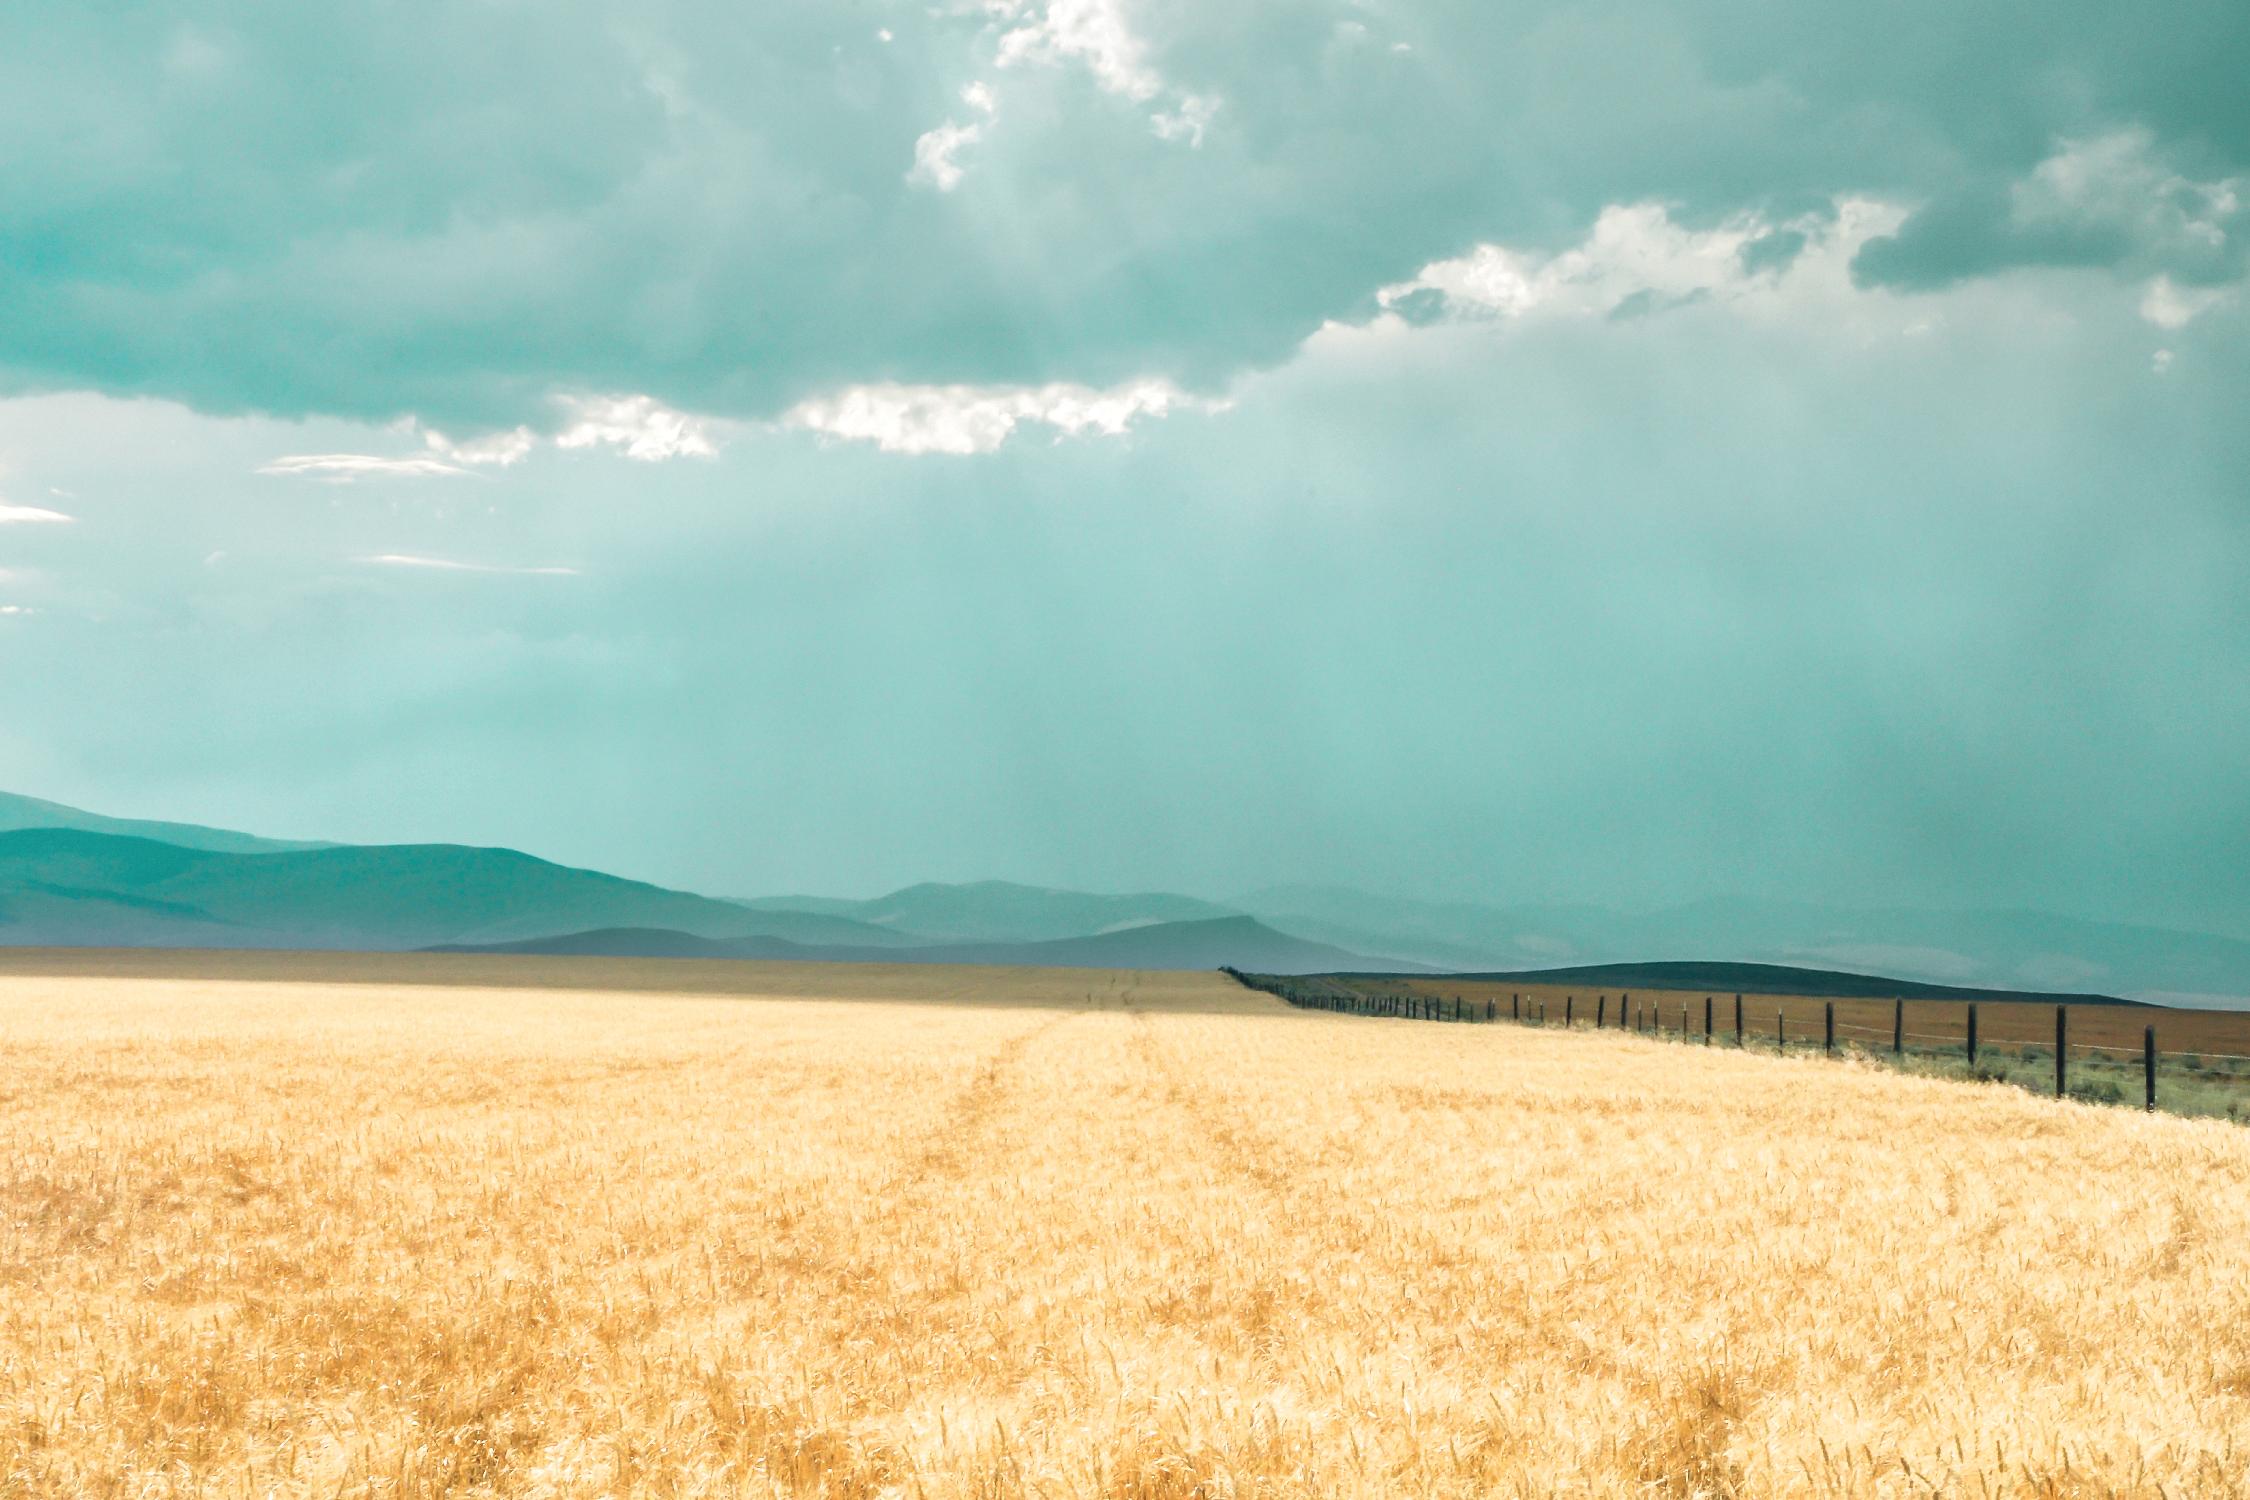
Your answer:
5;955;2249;1497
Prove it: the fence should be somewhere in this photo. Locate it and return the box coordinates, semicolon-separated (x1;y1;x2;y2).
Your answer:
1221;970;2250;1117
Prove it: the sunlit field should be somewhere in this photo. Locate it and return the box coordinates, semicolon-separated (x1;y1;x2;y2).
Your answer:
6;953;2250;1497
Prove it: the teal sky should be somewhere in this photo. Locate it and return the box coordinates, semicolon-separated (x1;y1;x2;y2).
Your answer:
1;1;2245;934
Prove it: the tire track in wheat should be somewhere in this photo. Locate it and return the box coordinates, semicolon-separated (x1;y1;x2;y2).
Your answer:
1126;1012;1596;1397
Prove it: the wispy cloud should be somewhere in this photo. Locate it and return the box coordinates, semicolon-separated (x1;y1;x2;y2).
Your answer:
421;425;536;467
0;502;75;524
360;554;580;577
784;377;1224;454
986;0;1218;144
554;395;717;461
259;454;471;483
909;83;1000;192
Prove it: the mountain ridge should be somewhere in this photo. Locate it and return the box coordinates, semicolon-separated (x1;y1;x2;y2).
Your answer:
1;790;2244;1000
430;914;1419;974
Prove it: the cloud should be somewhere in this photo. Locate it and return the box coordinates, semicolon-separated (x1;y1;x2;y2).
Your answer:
2141;275;2229;330
909;83;1000;192
1150;94;1219;148
783;377;1221;454
258;454;470;483
360;554;579;576
422;425;535;467
0;3;2242;429
986;1;1222;146
0;502;75;524
1375;200;1900;329
1855;130;2245;291
554;395;717;462
993;0;1163;102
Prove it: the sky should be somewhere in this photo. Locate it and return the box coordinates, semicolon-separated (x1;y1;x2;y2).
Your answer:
1;1;2245;935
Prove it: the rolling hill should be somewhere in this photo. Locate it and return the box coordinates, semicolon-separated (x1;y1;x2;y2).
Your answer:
433;915;1419;974
0;829;914;952
0;790;331;855
1234;886;2250;1004
1421;960;2141;1006
737;880;1241;943
3;788;2240;998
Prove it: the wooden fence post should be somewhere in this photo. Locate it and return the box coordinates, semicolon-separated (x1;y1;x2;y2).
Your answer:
1597;995;1606;1028
1680;1003;1689;1036
1776;1009;1785;1051
1893;999;1903;1057
2145;1026;2157;1112
1824;1001;1835;1055
1704;995;1713;1044
1967;1003;1978;1068
1566;995;1574;1028
1734;994;1744;1046
1487;998;1496;1022
1512;993;1520;1022
2055;1005;2067;1099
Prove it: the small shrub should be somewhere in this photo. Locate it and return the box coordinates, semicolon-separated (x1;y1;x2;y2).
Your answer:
2068;1078;2125;1106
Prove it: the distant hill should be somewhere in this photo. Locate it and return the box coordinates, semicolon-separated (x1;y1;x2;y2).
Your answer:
5;787;2240;999
0;789;331;855
435;915;1423;974
1232;885;2250;1005
1418;960;2143;1006
0;828;914;952
740;880;1241;943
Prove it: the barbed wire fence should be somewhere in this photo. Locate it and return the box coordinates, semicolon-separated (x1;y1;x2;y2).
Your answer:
1222;969;2250;1119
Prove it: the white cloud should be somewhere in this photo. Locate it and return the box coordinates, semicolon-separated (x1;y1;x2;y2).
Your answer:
0;502;75;524
258;453;470;483
2152;348;2175;374
1372;198;1910;332
983;0;1217;142
910;120;984;190
993;0;1161;102
553;394;717;461
422;424;535;467
784;377;1221;454
1382;204;1767;322
1150;93;1219;148
2018;130;2241;261
2140;274;2228;330
909;85;999;192
360;554;580;577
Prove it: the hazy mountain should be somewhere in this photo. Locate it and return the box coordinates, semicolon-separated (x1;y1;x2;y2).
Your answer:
0;789;331;855
437;914;1421;974
1234;885;1608;971
3;788;2238;998
1439;961;2138;1006
744;880;1242;944
0;829;914;951
1237;886;2250;1003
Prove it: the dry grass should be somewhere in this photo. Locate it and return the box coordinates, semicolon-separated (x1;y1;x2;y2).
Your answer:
5;954;2250;1497
1366;977;2250;1120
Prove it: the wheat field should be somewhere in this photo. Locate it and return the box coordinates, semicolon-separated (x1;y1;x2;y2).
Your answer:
6;955;2250;1497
